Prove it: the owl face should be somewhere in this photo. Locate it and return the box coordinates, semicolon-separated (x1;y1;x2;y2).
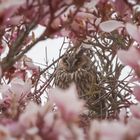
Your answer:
55;49;96;95
60;53;90;73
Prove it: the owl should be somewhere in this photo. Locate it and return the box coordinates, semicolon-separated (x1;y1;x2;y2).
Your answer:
54;48;97;98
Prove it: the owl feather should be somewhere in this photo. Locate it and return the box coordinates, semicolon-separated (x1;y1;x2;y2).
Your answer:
54;48;97;98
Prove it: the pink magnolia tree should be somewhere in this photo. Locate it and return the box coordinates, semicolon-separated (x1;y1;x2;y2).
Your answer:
0;0;140;139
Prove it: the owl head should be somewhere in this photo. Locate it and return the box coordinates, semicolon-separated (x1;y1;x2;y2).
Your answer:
58;48;92;72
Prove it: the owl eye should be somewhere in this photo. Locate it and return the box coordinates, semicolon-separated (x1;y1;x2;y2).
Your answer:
62;57;69;65
75;58;81;65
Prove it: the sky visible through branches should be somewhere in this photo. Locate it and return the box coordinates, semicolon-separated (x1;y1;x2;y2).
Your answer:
0;0;140;139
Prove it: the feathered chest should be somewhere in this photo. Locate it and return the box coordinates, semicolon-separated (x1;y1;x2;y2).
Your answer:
55;68;94;96
54;52;96;96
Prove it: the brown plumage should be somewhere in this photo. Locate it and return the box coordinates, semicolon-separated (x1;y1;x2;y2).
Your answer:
54;48;97;98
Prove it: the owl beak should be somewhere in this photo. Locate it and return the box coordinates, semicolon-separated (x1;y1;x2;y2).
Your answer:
68;66;73;72
67;64;75;72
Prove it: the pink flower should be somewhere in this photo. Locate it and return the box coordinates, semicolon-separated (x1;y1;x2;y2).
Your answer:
5;15;23;26
130;104;140;119
19;102;39;128
23;55;39;74
0;84;11;97
119;108;127;123
6;122;25;137
83;0;99;12
71;12;95;32
49;83;85;121
133;86;140;101
70;125;84;140
100;20;124;32
117;46;140;73
0;96;12;109
51;17;62;30
126;23;140;44
111;0;129;16
64;0;73;5
0;0;25;11
44;117;68;139
44;112;84;140
127;117;140;138
10;78;32;99
99;0;108;3
44;112;56;129
89;120;128;140
0;78;32;100
51;5;76;30
0;0;25;25
0;125;11;139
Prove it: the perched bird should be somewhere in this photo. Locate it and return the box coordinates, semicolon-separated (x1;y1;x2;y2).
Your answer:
54;48;97;98
54;47;108;118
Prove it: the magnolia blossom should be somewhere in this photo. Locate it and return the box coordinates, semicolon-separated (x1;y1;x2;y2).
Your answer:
99;20;124;32
71;12;96;33
126;23;140;44
51;1;98;38
49;83;85;122
89;120;129;140
6;122;25;137
128;104;140;137
51;5;76;29
0;77;32;100
44;111;84;140
5;15;23;25
127;117;140;138
117;46;140;77
0;0;25;11
0;0;25;25
19;102;40;128
0;0;140;140
44;117;76;140
22;55;40;73
84;0;99;11
117;46;140;68
63;0;73;5
119;108;127;123
0;125;12;140
130;104;140;119
111;0;129;16
133;86;140;101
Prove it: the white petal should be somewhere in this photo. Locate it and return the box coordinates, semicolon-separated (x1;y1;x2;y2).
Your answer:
100;20;124;32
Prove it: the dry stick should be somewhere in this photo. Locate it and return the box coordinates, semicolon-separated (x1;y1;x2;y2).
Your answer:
58;38;66;59
16;3;80;67
28;8;78;94
40;46;75;75
1;0;83;74
37;70;56;98
33;46;75;99
0;22;37;73
89;35;132;117
26;5;83;97
32;40;72;98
